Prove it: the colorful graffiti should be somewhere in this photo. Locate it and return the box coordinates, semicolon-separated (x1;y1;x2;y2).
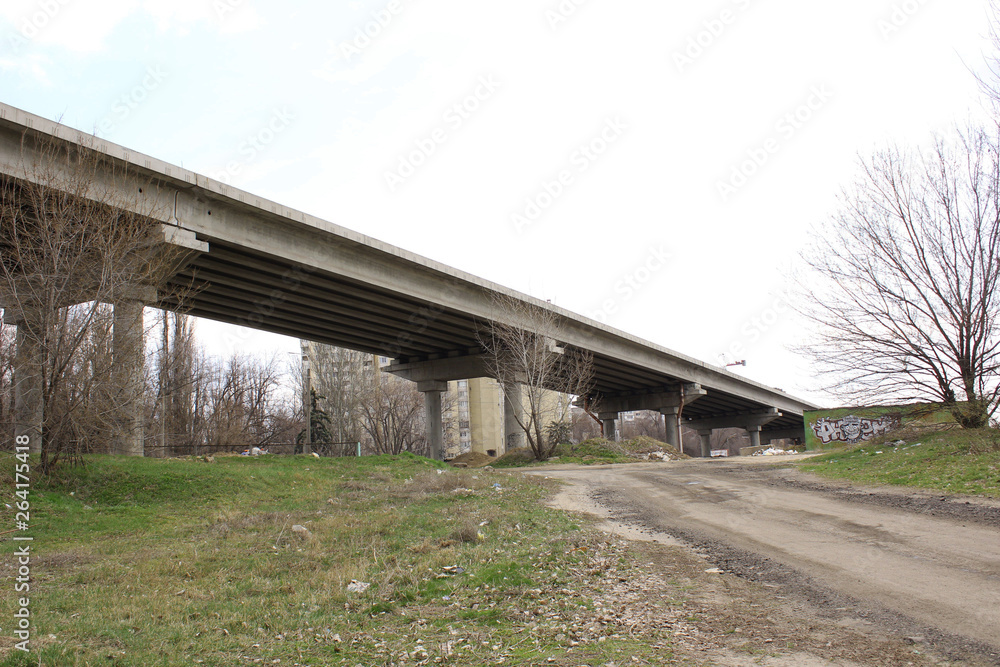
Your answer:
811;414;900;445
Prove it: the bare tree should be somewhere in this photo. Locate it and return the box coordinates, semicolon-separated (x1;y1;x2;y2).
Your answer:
797;125;1000;428
0;133;185;469
358;371;428;456
0;322;13;442
480;293;595;460
148;311;201;456
309;344;369;445
202;353;291;449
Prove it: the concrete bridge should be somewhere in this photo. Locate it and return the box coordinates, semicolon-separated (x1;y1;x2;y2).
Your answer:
0;102;818;458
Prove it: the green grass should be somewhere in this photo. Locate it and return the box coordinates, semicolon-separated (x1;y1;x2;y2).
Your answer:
492;436;679;468
800;428;1000;497
1;452;679;665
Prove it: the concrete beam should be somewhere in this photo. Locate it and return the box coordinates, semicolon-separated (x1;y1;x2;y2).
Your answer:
388;356;490;384
761;428;807;444
596;383;707;414
684;408;782;432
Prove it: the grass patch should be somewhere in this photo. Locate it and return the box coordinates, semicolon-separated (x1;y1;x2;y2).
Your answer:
1;452;678;665
492;436;683;468
800;428;1000;497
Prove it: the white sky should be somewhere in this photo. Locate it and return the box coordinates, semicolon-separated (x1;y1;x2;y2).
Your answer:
1;0;996;406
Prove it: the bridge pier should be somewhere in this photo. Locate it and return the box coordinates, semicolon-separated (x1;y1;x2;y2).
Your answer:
599;412;619;441
697;430;713;458
10;310;44;455
418;381;448;461
503;382;525;453
112;299;146;456
683;409;783;457
660;406;681;452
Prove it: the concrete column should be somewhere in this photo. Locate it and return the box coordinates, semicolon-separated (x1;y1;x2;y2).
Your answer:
418;381;448;461
660;406;680;451
113;301;145;456
12;316;43;455
747;425;762;451
599;412;619;442
503;382;525;453
698;430;713;458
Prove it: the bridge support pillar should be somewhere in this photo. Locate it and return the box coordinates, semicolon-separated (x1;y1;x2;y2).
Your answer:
503;382;524;453
747;425;762;450
10;311;43;455
418;381;448;461
599;412;619;442
660;406;681;452
697;430;713;458
113;300;146;456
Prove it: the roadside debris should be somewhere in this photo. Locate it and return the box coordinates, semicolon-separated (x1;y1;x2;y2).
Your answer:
752;447;794;457
346;580;371;593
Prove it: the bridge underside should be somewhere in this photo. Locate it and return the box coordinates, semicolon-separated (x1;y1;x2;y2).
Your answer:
160;237;806;438
0;101;815;459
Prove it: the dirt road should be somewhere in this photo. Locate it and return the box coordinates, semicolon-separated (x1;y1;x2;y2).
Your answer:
523;458;1000;665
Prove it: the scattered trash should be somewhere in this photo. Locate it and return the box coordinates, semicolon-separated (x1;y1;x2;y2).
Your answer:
311;452;320;458
346;580;371;593
436;469;445;475
492;483;503;491
704;568;724;574
889;440;906;447
436;565;466;579
478;520;489;527
291;525;312;539
752;447;793;457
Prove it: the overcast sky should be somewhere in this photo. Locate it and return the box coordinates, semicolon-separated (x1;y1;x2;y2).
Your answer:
1;0;996;406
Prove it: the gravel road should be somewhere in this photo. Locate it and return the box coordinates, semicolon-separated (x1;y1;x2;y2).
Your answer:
523;457;1000;665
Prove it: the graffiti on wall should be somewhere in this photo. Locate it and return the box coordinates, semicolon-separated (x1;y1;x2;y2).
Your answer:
811;414;899;445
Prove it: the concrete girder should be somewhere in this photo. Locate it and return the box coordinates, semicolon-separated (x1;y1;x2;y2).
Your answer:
683;408;782;432
760;428;808;444
596;383;707;414
387;355;490;384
